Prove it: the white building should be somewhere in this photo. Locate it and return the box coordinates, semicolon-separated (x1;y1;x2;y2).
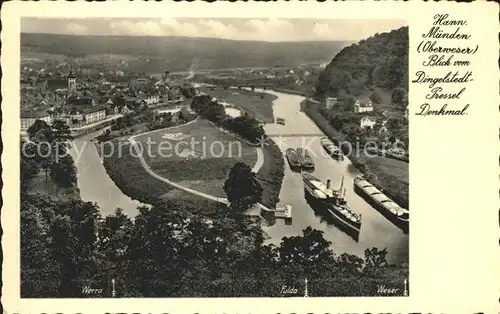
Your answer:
21;111;52;130
82;107;107;125
360;116;377;129
325;97;338;110
404;105;409;119
145;95;160;105
354;99;374;113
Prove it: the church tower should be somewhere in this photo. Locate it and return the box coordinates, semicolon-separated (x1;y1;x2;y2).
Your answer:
68;69;76;96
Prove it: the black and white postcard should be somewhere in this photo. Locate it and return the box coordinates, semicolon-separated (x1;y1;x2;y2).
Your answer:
2;1;498;314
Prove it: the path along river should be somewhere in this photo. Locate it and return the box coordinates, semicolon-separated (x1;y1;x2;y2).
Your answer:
69;89;408;264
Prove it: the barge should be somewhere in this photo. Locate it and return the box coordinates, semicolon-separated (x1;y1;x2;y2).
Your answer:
285;148;302;171
296;148;315;171
353;177;409;231
320;137;343;161
302;173;361;238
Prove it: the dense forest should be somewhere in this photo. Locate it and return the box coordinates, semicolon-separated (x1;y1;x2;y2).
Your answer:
316;27;408;97
21;192;408;297
22;33;346;72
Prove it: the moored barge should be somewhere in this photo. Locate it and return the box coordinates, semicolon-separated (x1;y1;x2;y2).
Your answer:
296;148;315;171
353;177;409;231
320;137;344;161
285;148;302;171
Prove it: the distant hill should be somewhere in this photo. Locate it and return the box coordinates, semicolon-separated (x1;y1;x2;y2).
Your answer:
21;33;347;73
316;27;408;97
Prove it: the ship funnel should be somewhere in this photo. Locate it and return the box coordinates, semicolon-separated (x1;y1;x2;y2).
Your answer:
326;179;331;189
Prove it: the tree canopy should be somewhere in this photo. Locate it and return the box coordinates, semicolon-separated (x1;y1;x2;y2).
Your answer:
224;161;263;211
21;191;407;297
316;27;408;98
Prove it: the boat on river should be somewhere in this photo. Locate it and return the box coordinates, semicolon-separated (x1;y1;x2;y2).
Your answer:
353;177;409;231
320;137;344;161
296;148;315;171
285;148;302;171
302;173;361;237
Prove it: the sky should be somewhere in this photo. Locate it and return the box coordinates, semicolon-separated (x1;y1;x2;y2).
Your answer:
22;18;407;42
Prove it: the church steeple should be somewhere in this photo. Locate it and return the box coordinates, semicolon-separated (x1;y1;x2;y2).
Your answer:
68;67;76;95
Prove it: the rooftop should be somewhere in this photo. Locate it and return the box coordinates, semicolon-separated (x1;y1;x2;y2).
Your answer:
21;110;50;119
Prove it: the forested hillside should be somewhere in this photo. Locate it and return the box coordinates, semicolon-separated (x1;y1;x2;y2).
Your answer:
22;33;346;72
316;27;408;98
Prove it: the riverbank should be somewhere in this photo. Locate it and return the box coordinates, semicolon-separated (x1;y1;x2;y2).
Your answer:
272;87;312;97
198;86;277;123
27;172;81;202
71;114;123;138
301;99;409;208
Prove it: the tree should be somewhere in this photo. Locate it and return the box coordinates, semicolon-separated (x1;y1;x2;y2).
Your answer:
51;119;74;143
180;85;196;99
277;227;335;277
223;162;263;211
20;195;61;297
20;141;40;190
391;87;407;106
227;115;265;143
338;93;356;111
369;91;382;104
28;119;55;143
50;154;77;188
363;248;388;276
122;206;184;297
95;208;134;296
199;102;226;124
49;200;102;297
29;131;53;181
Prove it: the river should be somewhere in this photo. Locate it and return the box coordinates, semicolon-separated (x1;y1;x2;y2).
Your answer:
70;88;408;264
260;89;409;265
69;131;143;218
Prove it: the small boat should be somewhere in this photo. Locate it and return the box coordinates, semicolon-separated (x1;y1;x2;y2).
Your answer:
353;177;409;231
320;137;344;160
296;148;315;170
276;117;286;125
285;148;302;171
302;173;361;236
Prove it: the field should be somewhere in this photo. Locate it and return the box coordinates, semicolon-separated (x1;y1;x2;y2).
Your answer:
21;51;67;63
102;138;228;216
198;86;277;123
357;154;409;207
133;119;258;198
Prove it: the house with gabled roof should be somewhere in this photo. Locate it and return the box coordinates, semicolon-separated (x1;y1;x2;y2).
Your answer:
354;98;374;113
